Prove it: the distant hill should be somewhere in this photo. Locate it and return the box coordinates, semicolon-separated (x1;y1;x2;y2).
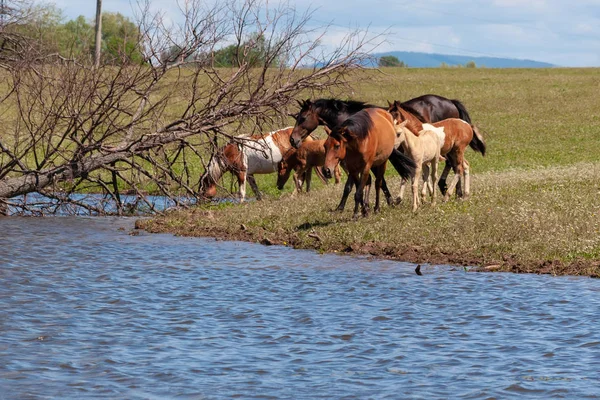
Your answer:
371;51;555;68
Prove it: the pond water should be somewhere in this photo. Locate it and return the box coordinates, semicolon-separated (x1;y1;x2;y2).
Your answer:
1;217;599;399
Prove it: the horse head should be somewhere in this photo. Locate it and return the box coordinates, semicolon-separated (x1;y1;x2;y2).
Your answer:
392;119;409;148
322;127;348;179
277;158;292;190
387;100;404;122
199;173;218;198
290;99;320;148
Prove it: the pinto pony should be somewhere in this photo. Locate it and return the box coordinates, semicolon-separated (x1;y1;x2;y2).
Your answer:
323;108;397;218
387;101;486;201
277;138;341;194
199;127;294;202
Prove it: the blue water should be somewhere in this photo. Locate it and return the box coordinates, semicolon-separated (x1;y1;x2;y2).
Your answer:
1;217;599;399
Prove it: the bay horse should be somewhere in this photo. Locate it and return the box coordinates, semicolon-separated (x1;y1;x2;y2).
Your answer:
277;138;341;195
394;120;442;211
199;127;294;202
289;98;416;182
323;108;397;218
387;101;486;201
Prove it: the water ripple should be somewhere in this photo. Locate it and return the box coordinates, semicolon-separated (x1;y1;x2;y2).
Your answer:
1;217;600;399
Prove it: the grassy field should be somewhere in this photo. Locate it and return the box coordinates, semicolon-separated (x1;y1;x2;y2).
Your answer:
141;67;600;277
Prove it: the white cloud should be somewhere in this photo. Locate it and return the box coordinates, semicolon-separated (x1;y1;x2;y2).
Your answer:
51;0;600;66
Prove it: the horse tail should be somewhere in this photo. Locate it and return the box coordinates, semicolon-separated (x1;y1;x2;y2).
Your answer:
388;148;416;180
451;99;472;124
469;125;486;156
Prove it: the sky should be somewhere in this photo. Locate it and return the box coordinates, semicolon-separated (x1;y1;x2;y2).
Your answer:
51;0;600;67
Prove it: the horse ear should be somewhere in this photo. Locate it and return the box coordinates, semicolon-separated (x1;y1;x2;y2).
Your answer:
400;120;408;128
324;126;332;135
387;100;392;108
296;99;304;108
340;127;354;140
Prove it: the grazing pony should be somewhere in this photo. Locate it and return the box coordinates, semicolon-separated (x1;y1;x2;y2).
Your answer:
290;98;416;182
199;127;293;202
394;120;443;211
323;108;397;218
388;101;486;201
277;138;341;194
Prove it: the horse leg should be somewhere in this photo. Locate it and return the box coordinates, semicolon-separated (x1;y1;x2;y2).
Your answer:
238;171;247;202
431;158;438;206
363;173;372;212
336;175;354;212
443;153;464;202
454;148;466;199
305;167;313;193
381;175;393;206
396;178;407;205
334;164;341;184
438;161;451;196
421;164;430;204
412;163;422;212
354;168;371;219
373;164;387;213
463;159;470;199
247;174;262;200
291;171;301;196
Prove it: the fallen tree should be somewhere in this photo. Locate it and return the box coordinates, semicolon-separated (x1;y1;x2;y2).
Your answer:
0;0;378;215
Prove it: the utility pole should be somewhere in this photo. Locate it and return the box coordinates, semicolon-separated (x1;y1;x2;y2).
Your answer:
94;0;102;67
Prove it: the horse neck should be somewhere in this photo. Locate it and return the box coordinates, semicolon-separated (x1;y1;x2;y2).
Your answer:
201;153;226;186
400;126;419;150
315;107;344;129
399;108;424;134
271;127;294;155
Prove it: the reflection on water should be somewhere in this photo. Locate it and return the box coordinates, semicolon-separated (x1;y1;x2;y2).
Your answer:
7;193;194;216
1;217;599;399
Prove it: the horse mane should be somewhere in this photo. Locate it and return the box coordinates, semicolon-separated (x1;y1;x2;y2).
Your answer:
398;103;427;123
332;109;373;141
310;98;380;125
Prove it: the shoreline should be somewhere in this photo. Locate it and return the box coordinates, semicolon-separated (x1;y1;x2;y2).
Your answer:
138;210;600;278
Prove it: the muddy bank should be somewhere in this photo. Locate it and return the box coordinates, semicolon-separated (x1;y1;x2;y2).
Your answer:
138;216;600;278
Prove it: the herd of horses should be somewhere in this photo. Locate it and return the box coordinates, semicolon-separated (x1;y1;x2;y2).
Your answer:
199;94;486;219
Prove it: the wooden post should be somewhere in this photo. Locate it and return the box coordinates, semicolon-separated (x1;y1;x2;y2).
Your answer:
94;0;102;67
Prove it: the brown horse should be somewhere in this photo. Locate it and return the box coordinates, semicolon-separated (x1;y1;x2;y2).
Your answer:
323;108;397;218
387;101;486;200
277;138;341;194
199;127;294;201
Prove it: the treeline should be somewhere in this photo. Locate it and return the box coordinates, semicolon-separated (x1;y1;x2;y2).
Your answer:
3;3;277;67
